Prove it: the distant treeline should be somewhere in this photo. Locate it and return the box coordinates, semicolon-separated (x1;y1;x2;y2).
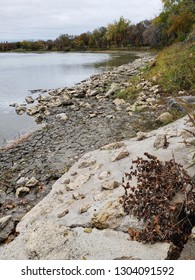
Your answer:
0;0;194;52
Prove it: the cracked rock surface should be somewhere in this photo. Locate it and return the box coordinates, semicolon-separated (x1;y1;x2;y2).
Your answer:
0;116;194;259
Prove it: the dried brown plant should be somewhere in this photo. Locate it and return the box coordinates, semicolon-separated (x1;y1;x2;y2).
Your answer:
121;153;195;247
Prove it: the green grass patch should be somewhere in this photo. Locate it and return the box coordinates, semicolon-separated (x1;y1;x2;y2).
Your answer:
115;75;141;103
147;42;195;94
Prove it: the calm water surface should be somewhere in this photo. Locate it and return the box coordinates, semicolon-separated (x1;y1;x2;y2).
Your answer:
0;51;138;146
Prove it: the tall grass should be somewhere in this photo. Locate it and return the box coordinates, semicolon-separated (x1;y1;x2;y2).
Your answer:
148;42;195;93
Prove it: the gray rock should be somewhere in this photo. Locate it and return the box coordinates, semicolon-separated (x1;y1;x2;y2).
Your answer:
9;103;17;107
178;95;195;104
25;96;34;104
111;148;129;162
113;98;126;110
166;97;186;113
72;193;85;200
26;106;39;116
179;237;195;260
56;113;68;122
15;187;30;198
26;177;39;187
15;106;26;115
57;209;69;218
0;216;15;243
157;112;173;124
89;90;99;96
101;180;120;190
16;177;28;186
34;114;43;124
80;205;91;214
105;83;119;97
136;132;148;141
154;134;169;149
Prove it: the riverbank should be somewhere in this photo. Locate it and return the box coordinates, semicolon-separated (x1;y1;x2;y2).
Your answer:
0;52;154;219
0;52;194;257
0;51;141;146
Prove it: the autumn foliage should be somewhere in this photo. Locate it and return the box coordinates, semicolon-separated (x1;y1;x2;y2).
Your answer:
0;1;194;51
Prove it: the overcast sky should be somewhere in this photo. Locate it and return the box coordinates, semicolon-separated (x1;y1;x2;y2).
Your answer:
0;0;163;42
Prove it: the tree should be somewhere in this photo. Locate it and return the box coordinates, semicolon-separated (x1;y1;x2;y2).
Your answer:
152;0;195;44
106;16;131;47
54;34;72;51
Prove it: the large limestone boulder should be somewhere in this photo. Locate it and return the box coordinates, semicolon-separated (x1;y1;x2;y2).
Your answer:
0;116;194;259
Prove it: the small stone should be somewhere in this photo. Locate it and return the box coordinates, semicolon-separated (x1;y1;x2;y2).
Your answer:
16;177;27;186
25;96;34;104
90;90;98;96
16;187;30;198
126;106;132;112
136;132;148;141
98;171;111;180
15;106;27;115
157;112;173;124
101;180;120;190
105;83;119;97
0;215;15;242
154;134;169;149
111;149;129;162
43;109;50;116
84;228;93;233
57;209;69;218
80;205;91;214
34;114;43;124
113;98;126;109
150;85;159;92
91;200;124;229
146;97;156;104
9;102;17;107
89;113;97;118
56;113;68;122
26;105;40;116
191;227;195;239
80;102;92;109
106;115;114;119
26;177;39;187
72;193;85;200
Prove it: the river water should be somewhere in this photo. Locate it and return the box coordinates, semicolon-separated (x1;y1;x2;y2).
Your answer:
0;51;138;146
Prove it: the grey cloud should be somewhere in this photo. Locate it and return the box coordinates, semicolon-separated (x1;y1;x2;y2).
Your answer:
0;0;162;41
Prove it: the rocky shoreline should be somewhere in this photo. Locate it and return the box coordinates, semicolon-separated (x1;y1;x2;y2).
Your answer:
0;52;194;256
0;53;155;220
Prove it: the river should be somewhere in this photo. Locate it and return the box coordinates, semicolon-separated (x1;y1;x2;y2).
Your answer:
0;51;138;146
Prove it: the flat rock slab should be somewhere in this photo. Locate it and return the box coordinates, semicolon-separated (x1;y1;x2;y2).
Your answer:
0;116;194;259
